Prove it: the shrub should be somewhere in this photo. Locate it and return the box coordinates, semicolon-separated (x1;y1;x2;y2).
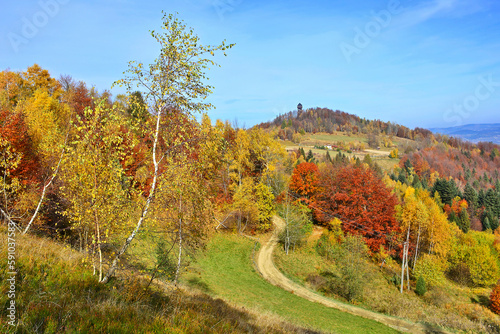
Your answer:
447;263;472;286
423;286;453;307
490;284;500;315
413;254;446;287
323;234;369;302
448;232;500;286
468;244;499;286
415;276;427;296
390;274;401;288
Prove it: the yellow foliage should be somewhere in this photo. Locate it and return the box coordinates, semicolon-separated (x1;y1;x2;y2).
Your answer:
413;254;447;287
21;89;70;159
327;218;344;242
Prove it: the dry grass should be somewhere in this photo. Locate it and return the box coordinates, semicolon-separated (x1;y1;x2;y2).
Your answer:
0;226;318;333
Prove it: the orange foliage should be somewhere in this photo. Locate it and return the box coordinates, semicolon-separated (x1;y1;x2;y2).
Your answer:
399;153;430;178
313;164;400;253
289;162;319;202
490;284;500;315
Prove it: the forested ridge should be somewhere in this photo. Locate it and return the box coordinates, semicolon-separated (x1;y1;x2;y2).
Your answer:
2;12;500;334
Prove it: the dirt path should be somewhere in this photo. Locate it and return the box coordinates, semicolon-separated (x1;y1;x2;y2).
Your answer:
256;216;452;334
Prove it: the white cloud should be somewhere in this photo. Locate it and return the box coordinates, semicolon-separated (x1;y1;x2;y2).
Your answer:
393;0;458;28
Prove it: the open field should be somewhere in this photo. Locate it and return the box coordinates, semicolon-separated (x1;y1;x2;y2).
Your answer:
279;132;400;172
184;233;398;334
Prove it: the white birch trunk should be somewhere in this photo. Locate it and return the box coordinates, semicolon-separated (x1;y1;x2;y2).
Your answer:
101;105;163;284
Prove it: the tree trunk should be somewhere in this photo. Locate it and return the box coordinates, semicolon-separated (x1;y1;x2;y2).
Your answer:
412;225;421;270
101;106;163;284
97;218;103;282
400;226;411;293
174;194;183;284
0;207;18;230
23;139;66;234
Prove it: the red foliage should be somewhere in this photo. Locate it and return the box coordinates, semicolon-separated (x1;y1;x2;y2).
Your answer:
0;109;41;184
312;164;400;253
289;162;319;202
66;81;92;117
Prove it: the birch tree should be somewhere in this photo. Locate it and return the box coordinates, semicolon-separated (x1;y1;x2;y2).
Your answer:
60;100;132;281
101;12;233;283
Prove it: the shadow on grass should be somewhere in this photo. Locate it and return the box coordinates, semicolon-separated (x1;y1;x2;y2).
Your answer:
187;276;212;293
185;294;323;334
470;294;490;307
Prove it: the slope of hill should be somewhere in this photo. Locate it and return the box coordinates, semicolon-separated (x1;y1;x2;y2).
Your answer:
430;123;500;144
185;232;398;334
0;227;321;333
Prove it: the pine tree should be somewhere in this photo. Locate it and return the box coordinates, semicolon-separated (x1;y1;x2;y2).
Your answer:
448;210;457;224
478;189;486;207
457;208;470;233
464;183;478;208
404;157;413;173
398;172;407;184
483;216;491;230
415;276;427;296
432;178;456;206
299;147;306;159
485;189;500;218
325;150;332;163
306;149;314;163
363;154;372;165
483;210;498;231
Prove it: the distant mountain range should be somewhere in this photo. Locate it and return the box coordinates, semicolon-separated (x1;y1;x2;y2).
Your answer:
429;123;500;144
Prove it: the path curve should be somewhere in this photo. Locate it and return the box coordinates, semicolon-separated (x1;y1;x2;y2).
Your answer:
256;216;451;334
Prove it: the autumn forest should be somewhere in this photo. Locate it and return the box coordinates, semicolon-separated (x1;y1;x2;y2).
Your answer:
2;13;500;334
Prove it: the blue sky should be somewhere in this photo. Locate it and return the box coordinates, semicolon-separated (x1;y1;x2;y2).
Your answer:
1;0;500;129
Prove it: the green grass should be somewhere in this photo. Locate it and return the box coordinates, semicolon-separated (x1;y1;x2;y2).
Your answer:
273;241;329;285
281;132;400;172
308;132;367;144
0;228;323;334
184;233;399;334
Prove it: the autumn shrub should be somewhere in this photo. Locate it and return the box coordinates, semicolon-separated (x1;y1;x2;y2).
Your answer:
306;273;328;292
468;244;499;286
413;254;446;287
447;262;473;286
423;286;453;307
448;232;500;286
490;284;500;315
315;231;335;259
390;274;401;288
319;234;369;302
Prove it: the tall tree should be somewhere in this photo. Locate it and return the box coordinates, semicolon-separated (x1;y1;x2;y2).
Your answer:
102;12;233;283
313;164;399;253
60;100;132;281
289;162;319;204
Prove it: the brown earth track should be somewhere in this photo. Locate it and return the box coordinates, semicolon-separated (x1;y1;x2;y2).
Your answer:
256;216;452;334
